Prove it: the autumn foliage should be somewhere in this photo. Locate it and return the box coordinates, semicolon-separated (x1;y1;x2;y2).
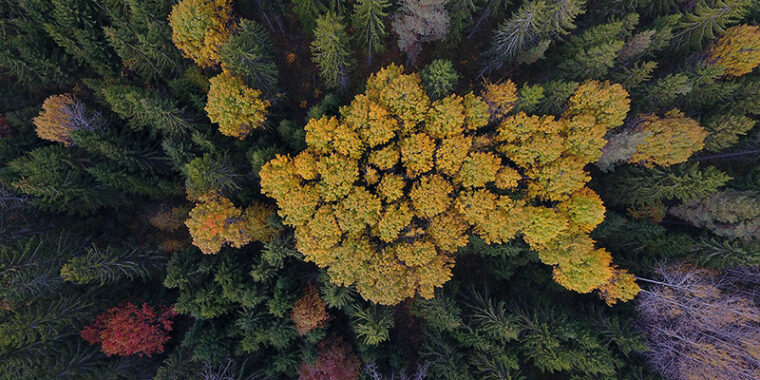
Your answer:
705;24;760;77
168;0;234;68
81;301;176;357
290;285;329;335
299;336;361;380
629;109;707;168
185;192;277;254
33;94;85;146
205;71;270;139
260;65;639;305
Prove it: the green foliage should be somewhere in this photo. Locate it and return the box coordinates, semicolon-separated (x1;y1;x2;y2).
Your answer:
420;59;460;99
60;245;166;286
351;0;390;64
670;0;751;51
485;0;586;71
220;20;279;93
601;163;731;207
311;12;352;88
350;305;394;345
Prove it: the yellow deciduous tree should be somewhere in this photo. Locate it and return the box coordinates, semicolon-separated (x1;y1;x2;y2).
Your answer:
259;66;638;305
705;24;760;77
205;71;270;139
33;94;97;146
629;109;707;167
169;0;234;68
185;192;277;254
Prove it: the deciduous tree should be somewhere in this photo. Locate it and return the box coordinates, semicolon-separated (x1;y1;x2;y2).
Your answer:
169;0;234;68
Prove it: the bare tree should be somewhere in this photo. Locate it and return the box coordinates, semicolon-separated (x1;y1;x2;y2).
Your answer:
636;264;760;380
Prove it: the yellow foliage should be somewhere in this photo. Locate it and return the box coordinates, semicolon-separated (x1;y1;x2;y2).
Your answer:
341;95;398;147
435;135;472;176
552;248;614;293
455;152;501;188
400;133;436;177
706;25;760;77
377;174;406;202
259;65;637;305
368;144;400;170
562;79;630;130
33;94;78;146
597;268;640;305
185;192;274;254
481;80;518;118
316;154;358;202
630;109;707;168
462;92;490;130
557;188;606;232
424;95;465;138
205;71;269;139
169;0;233;68
409;175;452;218
494;167;521;189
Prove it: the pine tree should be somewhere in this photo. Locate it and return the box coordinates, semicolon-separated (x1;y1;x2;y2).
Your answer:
555;14;636;80
311;12;353;88
220;20;279;93
484;0;586;73
60;245;166;286
351;0;390;65
293;0;328;34
101;0;182;81
601;163;730;207
419;59;460;99
0;1;78;88
670;0;751;52
670;189;760;240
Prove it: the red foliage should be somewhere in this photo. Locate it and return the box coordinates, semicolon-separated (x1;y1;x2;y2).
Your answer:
299;336;361;380
81;301;176;357
0;114;12;138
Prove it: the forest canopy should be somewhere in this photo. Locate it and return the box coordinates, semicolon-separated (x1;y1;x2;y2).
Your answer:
1;0;759;379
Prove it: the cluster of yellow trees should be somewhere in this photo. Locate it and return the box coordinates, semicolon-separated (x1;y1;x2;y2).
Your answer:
260;65;640;305
169;0;269;139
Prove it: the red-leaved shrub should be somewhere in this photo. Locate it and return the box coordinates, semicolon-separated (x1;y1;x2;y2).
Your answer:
299;336;361;380
81;301;176;357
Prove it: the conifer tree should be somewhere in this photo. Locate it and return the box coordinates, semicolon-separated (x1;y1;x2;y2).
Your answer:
311;12;353;88
220;20;279;93
419;59;459;99
484;0;586;73
670;0;751;52
351;0;390;65
293;0;328;34
601;163;730;208
670;189;760;240
102;0;181;81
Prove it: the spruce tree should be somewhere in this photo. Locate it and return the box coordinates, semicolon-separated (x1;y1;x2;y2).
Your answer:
311;12;353;88
351;0;390;65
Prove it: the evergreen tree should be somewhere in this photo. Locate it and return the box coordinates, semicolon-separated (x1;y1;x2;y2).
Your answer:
220;20;279;94
419;59;459;99
669;0;751;52
351;0;390;65
311;12;353;88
